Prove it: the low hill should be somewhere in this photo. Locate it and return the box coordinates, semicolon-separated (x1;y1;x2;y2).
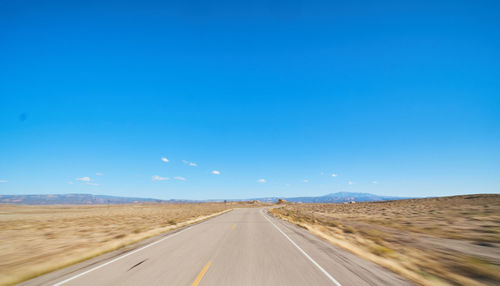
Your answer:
0;192;411;205
0;194;166;204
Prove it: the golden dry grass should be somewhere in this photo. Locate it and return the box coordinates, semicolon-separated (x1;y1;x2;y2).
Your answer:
270;194;500;286
0;202;251;286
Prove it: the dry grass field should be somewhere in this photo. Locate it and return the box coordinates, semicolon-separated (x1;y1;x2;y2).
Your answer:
270;194;500;286
0;202;249;286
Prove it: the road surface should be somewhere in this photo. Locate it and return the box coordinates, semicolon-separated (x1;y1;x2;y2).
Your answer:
21;208;412;286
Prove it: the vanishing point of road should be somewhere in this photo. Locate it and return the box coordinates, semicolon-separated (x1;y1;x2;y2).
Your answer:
21;208;412;286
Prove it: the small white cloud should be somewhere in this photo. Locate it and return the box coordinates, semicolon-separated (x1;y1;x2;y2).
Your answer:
161;157;169;163
0;179;8;183
303;179;309;183
183;160;197;167
68;181;74;185
257;179;267;183
372;181;378;184
152;175;170;181
331;174;338;177
174;176;186;181
348;181;354;185
96;173;104;176
86;182;99;186
211;170;220;175
76;177;91;182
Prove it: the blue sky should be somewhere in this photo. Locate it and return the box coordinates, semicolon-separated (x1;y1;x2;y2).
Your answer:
1;0;499;200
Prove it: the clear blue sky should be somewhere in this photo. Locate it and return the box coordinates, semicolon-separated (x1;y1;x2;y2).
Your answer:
1;0;499;200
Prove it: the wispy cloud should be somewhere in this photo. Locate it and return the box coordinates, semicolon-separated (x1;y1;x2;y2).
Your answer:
331;174;338;177
257;179;267;183
86;182;99;186
182;160;197;167
0;180;8;183
348;181;354;185
372;181;378;184
96;173;104;176
76;177;91;182
303;179;309;183
152;175;169;181
211;170;220;175
161;157;169;163
174;176;186;181
68;181;74;185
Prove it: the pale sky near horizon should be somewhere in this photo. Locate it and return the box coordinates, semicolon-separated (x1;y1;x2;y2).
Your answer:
1;0;499;200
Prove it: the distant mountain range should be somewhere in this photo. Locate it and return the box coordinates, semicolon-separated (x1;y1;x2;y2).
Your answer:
0;192;411;205
232;192;411;203
283;192;411;203
0;194;169;205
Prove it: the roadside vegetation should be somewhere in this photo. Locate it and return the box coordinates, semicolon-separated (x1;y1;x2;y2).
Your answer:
270;194;500;286
0;202;259;286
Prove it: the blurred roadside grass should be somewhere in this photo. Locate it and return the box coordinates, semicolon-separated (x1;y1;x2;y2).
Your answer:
271;194;500;286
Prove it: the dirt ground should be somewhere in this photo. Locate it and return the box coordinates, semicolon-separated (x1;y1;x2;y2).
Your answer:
271;194;500;286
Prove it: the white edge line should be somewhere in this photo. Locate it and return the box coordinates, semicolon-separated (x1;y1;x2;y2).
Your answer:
261;209;342;286
52;220;197;285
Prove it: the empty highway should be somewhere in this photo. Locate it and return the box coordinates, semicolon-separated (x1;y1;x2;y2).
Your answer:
21;208;412;286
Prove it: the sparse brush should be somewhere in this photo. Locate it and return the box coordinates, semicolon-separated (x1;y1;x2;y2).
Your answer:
369;245;394;257
326;220;340;228
343;226;356;234
452;255;500;282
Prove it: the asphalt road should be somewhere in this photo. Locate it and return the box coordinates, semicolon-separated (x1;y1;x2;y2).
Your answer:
21;208;412;286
